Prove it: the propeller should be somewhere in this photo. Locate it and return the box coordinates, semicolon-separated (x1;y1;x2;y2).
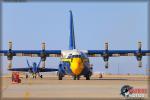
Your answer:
136;41;142;67
103;42;109;69
7;60;12;69
40;42;47;68
8;41;12;51
138;41;142;51
7;41;13;69
42;42;45;50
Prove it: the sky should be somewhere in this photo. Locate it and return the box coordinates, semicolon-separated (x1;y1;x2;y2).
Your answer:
1;2;149;75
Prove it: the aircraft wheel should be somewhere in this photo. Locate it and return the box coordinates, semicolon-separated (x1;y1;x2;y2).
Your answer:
86;75;90;80
73;76;76;80
77;76;80;80
58;73;63;80
40;75;43;78
26;74;28;79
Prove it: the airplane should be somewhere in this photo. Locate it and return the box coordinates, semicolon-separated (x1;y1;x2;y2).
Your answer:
8;59;58;79
0;10;150;80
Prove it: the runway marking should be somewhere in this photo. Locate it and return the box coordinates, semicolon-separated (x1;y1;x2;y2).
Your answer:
24;91;30;100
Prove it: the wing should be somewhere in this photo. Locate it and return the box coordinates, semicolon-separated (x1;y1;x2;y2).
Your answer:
38;68;58;72
87;42;150;57
0;50;61;57
87;49;150;68
87;50;150;57
8;68;30;72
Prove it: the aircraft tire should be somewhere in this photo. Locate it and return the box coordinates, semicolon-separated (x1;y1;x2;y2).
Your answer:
26;74;28;79
77;76;80;80
86;75;90;80
58;73;63;80
73;76;76;80
40;75;43;78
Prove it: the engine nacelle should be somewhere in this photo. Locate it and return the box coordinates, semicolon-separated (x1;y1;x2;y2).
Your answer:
40;52;47;61
103;55;109;62
136;55;142;61
7;52;13;60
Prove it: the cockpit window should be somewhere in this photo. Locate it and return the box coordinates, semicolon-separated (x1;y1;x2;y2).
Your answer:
67;55;82;58
68;54;72;58
72;55;81;58
67;52;87;59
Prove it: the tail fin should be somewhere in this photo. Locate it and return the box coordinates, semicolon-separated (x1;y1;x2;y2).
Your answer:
69;10;76;50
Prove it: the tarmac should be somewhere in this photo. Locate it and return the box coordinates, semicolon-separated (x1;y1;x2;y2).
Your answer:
0;73;149;100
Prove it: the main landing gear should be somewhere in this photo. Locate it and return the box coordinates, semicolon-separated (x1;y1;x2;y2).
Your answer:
73;76;80;80
85;75;90;80
85;72;92;80
58;73;63;80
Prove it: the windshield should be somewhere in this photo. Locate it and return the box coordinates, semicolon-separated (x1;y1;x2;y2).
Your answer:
68;54;82;58
72;55;81;58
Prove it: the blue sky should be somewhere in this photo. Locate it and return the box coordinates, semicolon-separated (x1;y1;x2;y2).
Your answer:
1;2;148;75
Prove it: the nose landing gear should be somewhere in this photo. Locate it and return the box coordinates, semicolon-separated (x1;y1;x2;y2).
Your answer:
73;76;80;80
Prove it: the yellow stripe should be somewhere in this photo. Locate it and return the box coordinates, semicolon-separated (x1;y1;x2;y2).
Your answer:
61;58;71;62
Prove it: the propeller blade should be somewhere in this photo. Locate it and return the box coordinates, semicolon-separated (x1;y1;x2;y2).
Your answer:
105;61;109;69
138;60;142;67
7;60;12;69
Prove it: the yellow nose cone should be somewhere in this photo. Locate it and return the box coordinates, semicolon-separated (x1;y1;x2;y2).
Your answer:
70;58;84;75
